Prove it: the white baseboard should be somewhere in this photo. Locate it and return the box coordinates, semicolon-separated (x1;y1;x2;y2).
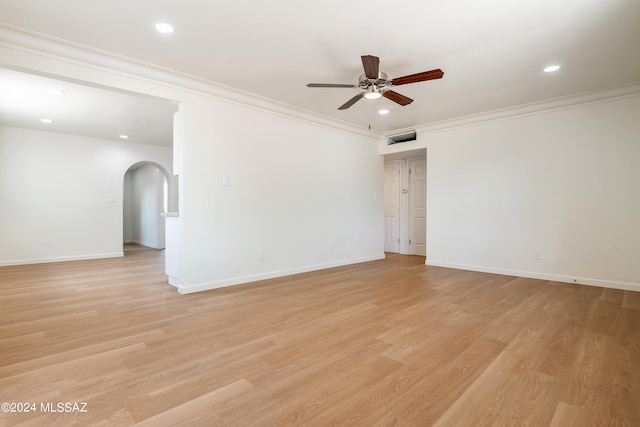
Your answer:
128;240;165;250
0;252;124;267
167;276;182;288
175;254;385;294
425;259;640;292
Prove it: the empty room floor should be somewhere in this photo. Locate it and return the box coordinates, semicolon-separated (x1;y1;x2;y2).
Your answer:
1;246;639;426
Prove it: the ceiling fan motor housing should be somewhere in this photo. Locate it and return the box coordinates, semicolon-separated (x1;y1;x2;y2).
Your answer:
358;72;390;90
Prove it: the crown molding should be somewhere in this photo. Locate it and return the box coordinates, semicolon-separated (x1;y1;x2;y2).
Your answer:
6;23;637;143
419;83;640;136
0;24;378;140
381;82;640;139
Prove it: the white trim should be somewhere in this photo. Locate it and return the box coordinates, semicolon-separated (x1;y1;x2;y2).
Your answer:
425;259;640;292
0;252;124;267
175;254;385;294
0;24;377;141
127;240;165;250
384;82;640;138
167;276;182;288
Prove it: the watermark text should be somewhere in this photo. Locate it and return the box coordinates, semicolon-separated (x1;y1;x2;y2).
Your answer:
1;402;88;413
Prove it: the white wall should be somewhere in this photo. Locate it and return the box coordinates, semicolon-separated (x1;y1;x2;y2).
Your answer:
124;163;166;249
0;125;173;265
176;98;384;292
421;94;640;290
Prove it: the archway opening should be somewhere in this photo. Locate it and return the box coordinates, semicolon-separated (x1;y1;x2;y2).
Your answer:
123;161;174;251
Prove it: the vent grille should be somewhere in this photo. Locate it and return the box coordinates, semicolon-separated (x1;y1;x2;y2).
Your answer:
387;131;417;145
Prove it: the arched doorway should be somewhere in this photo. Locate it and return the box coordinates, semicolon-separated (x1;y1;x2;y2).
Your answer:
123;161;176;250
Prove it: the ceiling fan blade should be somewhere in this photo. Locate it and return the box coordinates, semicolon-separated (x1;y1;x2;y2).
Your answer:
383;90;414;106
361;55;380;79
307;83;357;88
391;69;444;86
338;93;365;110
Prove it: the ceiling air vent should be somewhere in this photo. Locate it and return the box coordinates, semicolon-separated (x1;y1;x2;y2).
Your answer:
387;131;417;145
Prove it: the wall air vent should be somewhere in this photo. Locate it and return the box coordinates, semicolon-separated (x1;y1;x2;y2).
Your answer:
387;131;417;145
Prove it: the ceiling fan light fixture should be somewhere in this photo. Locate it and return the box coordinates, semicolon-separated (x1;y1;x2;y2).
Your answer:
364;87;382;100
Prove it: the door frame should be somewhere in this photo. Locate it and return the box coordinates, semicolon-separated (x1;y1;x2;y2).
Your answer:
383;161;401;253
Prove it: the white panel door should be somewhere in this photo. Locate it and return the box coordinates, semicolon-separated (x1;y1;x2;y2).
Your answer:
384;162;400;253
409;158;426;256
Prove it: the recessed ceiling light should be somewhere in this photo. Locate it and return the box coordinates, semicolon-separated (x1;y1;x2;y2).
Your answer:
40;118;53;123
47;88;65;95
119;135;129;139
544;65;560;73
378;109;390;115
154;22;174;34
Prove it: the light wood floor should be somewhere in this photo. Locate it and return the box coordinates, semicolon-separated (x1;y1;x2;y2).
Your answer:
1;246;639;426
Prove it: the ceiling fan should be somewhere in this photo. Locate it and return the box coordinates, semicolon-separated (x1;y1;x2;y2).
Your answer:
307;55;444;110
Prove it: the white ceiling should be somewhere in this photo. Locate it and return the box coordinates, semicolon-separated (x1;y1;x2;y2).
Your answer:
0;68;177;146
0;0;639;141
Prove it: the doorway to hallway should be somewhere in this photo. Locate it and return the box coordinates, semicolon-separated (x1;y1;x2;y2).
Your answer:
123;162;169;250
383;151;426;256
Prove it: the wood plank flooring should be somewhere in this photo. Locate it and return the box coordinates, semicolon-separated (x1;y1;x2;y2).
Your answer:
1;246;639;426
